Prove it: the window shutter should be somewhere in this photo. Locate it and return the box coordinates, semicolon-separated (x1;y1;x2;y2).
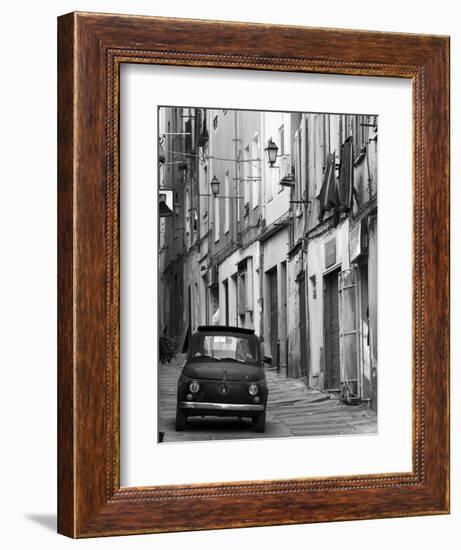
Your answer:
296;130;302;204
237;272;245;316
246;258;253;312
321;114;327;172
338;115;344;152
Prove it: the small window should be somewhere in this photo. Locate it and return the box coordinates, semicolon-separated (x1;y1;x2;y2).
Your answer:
213;115;218;130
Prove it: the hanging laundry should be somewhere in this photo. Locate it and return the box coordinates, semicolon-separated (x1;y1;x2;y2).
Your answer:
338;136;354;212
317;152;338;221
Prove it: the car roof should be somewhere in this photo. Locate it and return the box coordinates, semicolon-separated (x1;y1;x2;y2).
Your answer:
195;325;255;336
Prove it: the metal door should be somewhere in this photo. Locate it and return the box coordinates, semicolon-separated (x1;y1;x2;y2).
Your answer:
338;266;359;400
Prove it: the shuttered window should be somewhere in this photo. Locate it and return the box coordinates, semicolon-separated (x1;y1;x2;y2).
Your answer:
237;259;253;316
243;145;250;209
214;195;220;242
224;171;230;233
294;129;302;207
251;135;260;208
238;270;246;316
321;114;329;173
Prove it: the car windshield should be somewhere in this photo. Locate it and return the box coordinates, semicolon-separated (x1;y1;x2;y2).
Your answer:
189;334;259;364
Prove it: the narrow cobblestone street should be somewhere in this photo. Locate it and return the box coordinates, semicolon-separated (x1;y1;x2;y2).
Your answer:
158;355;377;443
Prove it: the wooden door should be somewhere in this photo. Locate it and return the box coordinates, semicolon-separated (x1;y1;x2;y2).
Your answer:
223;279;229;326
268;268;278;363
298;272;308;377
324;269;340;389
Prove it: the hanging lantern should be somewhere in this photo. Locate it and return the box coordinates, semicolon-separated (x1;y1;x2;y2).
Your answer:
264;138;279;167
210;175;220;196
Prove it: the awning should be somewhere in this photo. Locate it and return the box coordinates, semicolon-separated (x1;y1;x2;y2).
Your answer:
159;195;173;217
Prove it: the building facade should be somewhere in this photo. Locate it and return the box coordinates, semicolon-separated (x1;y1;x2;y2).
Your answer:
159;107;378;409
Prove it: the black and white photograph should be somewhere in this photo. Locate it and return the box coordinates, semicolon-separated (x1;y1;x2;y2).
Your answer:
2;0;455;547
157;106;378;443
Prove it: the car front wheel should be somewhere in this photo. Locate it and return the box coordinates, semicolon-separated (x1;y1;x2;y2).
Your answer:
253;411;266;433
175;406;187;431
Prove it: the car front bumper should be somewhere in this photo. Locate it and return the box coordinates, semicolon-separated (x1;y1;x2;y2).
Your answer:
179;401;265;413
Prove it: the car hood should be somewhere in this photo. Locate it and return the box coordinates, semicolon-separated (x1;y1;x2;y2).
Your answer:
183;361;264;382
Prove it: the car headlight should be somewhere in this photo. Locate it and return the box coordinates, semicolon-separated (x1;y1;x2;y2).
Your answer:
248;383;259;396
189;380;200;393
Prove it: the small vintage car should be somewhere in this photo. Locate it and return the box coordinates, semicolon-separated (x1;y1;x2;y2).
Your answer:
176;326;269;432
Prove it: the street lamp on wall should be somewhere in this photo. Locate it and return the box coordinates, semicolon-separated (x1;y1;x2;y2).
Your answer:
264;138;279;167
198;175;242;200
210;175;220;197
178;162;188;182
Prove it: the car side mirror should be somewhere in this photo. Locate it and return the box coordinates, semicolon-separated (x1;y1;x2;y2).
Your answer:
263;355;272;365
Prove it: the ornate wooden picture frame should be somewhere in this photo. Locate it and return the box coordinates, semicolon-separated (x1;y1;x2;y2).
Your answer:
57;12;450;537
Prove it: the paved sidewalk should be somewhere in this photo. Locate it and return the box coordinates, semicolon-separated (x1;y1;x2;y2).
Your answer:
267;369;377;437
158;355;376;443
